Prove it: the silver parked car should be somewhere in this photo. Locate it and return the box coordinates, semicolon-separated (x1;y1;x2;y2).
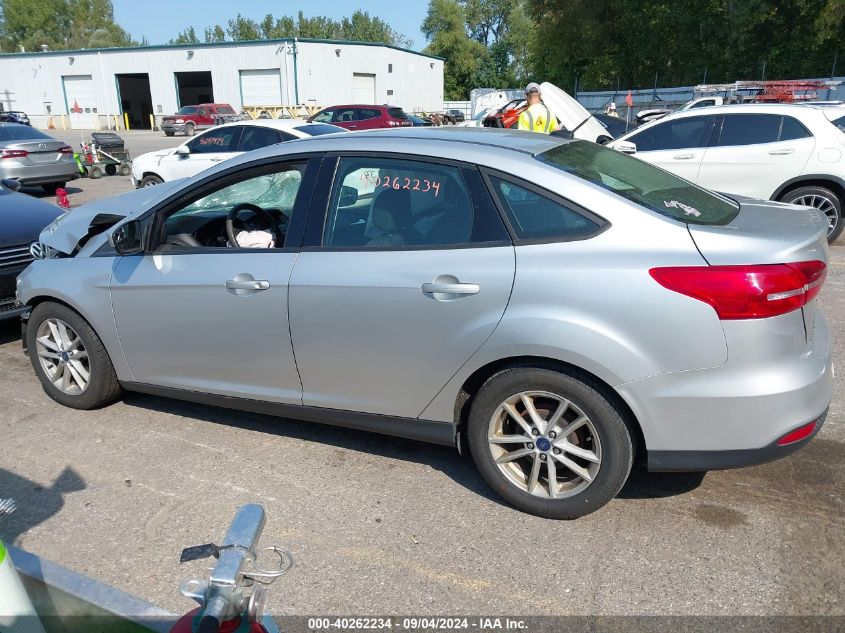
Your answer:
0;123;78;192
17;128;832;518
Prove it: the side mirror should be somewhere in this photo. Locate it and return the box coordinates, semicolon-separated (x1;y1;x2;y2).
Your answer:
175;145;190;156
615;140;637;154
338;185;358;207
1;178;21;192
109;219;144;255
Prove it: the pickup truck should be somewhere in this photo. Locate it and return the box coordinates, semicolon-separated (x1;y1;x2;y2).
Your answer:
161;103;240;136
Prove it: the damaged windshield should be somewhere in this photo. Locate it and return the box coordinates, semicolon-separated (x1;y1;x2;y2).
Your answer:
536;141;740;225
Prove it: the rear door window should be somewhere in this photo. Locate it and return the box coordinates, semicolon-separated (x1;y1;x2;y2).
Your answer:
489;176;603;241
357;108;381;121
387;108;407;120
323;157;507;248
187;126;242;154
717;113;782;146
237;126;282;152
333;108;357;123
628;115;716;151
779;116;812;141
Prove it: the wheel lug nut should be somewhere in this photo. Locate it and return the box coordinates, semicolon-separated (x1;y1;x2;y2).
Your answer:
527;443;534;450
531;429;539;436
539;454;546;461
553;448;561;455
548;431;556;439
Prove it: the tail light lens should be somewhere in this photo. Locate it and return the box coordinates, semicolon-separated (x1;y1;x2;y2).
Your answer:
649;260;827;319
777;420;818;445
0;149;28;159
58;146;73;154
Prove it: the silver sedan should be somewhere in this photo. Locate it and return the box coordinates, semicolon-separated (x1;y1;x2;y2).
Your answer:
17;128;832;518
0;123;78;192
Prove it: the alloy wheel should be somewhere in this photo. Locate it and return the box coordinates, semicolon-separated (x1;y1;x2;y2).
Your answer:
789;193;839;234
487;391;601;499
34;318;90;395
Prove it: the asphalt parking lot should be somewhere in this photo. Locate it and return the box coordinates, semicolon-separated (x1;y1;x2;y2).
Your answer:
1;129;844;617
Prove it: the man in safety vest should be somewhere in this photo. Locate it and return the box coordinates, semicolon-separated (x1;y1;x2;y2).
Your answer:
517;83;559;134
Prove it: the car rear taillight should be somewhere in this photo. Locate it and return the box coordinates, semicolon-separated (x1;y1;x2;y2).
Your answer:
0;149;28;159
58;146;73;154
649;261;827;320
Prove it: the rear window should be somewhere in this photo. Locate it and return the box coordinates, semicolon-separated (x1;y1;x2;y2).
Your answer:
176;106;198;115
537;141;740;226
0;125;52;141
830;114;845;133
216;105;236;114
387;107;407;120
298;124;344;136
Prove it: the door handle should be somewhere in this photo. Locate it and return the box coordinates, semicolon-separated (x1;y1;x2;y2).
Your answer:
210;157;224;162
421;282;480;295
673;153;696;160
226;279;270;291
768;148;795;155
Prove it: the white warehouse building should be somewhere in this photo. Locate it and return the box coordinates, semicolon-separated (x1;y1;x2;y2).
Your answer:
0;38;444;129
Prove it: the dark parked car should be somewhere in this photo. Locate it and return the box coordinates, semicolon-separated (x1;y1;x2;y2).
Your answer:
0;123;78;193
309;105;412;130
0;179;62;320
446;109;466;123
407;114;431;127
593;113;637;139
0;111;31;125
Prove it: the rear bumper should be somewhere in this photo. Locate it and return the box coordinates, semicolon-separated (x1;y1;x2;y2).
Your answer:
647;409;827;471
0;162;78;185
619;310;833;471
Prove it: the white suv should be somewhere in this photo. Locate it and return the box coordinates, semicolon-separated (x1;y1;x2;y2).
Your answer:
610;103;845;241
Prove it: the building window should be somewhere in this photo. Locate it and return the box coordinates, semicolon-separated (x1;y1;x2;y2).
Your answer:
387;90;394;96
388;64;393;73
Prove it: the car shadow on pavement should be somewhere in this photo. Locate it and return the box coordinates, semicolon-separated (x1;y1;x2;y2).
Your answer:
122;392;706;508
0;467;86;546
21;185;83;199
0;320;21;345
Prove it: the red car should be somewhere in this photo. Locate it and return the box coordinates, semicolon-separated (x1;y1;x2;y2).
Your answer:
309;105;412;130
161;103;239;136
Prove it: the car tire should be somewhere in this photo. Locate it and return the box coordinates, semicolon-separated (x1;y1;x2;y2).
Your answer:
87;165;103;179
164;131;175;137
105;164;117;176
26;302;122;410
139;174;163;187
467;366;633;519
185;123;195;136
41;182;66;194
118;163;131;176
779;185;843;243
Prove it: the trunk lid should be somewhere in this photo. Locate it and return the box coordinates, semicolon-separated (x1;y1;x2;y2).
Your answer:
687;195;829;339
4;139;70;165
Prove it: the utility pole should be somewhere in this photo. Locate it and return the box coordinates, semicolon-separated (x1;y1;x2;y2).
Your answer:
761;60;766;81
831;53;838;79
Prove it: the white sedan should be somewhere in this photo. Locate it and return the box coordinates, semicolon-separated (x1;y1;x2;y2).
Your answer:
131;119;346;188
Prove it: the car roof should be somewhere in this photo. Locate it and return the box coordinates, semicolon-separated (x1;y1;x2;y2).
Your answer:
654;102;828;118
214;119;345;131
320;104;401;110
236;127;566;164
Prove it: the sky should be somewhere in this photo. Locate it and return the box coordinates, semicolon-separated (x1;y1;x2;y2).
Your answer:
112;0;429;51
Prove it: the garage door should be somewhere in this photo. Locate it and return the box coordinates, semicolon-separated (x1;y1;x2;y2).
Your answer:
62;75;97;129
240;69;282;106
353;73;376;104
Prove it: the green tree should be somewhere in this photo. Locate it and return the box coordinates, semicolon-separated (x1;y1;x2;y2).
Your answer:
203;25;225;43
226;13;260;41
170;26;199;45
0;0;134;52
423;0;489;99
